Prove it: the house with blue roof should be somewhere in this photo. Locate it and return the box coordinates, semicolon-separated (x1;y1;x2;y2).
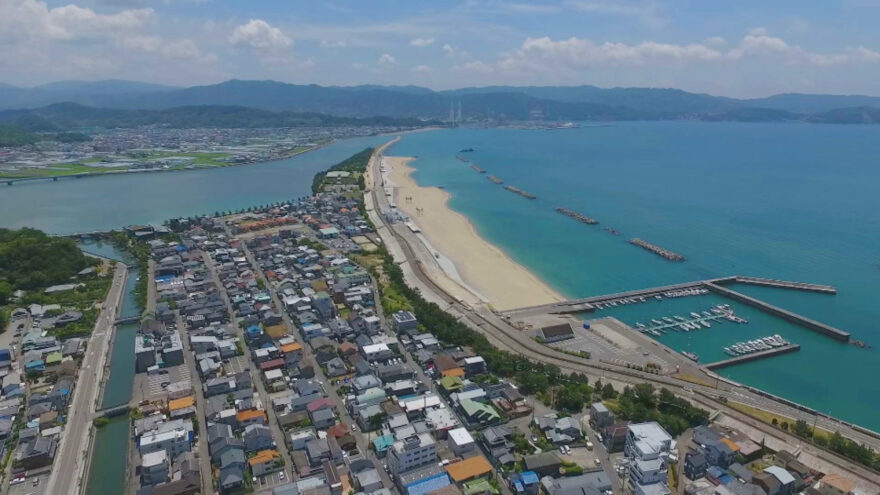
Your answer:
509;471;540;495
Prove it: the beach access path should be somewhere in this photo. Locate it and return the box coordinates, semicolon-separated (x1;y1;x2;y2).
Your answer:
386;155;563;311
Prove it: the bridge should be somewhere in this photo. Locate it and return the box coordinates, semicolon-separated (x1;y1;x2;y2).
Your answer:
115;315;141;325
94;404;130;419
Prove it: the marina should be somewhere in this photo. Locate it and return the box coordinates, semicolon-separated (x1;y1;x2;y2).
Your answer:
629;237;686;261
556;206;599;224
504;185;537;199
632;304;747;336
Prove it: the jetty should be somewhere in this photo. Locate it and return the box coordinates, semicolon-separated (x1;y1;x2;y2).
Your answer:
629;238;686;261
471;164;486;173
705;283;850;341
556;207;598;225
504;185;536;199
487;175;503;184
705;344;800;370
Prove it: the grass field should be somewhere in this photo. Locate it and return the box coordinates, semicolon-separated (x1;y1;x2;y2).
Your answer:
727;401;833;441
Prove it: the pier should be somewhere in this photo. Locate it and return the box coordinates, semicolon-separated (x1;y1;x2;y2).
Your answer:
705;282;850;342
705;344;801;370
731;276;837;294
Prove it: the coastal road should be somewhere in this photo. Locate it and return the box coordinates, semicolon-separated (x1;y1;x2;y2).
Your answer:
44;262;129;495
365;141;880;489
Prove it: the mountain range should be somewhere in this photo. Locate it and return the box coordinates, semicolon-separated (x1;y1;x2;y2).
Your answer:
1;79;880;125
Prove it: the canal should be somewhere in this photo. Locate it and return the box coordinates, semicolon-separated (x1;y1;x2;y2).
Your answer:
78;241;140;495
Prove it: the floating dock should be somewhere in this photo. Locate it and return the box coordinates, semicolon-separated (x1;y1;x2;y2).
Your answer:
504;185;536;199
705;344;801;370
487;175;503;184
629;238;686;261
556;207;598;225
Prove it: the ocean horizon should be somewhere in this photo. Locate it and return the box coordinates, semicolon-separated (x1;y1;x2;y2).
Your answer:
390;122;880;431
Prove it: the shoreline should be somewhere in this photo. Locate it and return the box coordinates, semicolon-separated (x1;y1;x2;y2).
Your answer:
385;154;564;311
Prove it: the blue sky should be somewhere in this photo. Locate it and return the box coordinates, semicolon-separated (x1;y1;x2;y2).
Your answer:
2;0;879;97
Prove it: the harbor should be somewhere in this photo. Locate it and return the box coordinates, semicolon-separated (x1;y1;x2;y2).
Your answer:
632;303;748;336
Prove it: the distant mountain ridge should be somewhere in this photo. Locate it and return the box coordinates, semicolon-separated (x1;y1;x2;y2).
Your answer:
0;79;879;124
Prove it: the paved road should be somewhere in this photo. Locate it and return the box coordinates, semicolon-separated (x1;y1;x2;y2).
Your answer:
176;312;216;493
364;142;880;488
44;263;129;495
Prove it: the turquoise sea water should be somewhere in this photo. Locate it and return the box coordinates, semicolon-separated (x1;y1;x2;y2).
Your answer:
390;123;880;431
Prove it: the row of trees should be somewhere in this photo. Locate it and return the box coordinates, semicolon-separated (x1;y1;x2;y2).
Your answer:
311;147;373;194
786;418;880;471
612;383;709;436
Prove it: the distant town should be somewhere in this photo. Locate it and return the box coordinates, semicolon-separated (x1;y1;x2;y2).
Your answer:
0;124;421;180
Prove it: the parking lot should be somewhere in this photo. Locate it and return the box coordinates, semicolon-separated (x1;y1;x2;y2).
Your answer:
8;472;49;495
225;355;250;375
252;469;288;491
549;320;672;370
132;363;192;403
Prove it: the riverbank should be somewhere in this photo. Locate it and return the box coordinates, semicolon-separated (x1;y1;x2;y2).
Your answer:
385;155;563;311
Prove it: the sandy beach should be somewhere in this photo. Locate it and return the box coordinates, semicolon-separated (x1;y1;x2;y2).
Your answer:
385;155;563;311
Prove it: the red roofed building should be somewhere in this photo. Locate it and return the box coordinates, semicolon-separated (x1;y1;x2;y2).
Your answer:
259;358;285;371
307;398;335;413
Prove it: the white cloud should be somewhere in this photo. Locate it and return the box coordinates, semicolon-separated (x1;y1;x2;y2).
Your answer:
411;64;432;73
727;28;880;66
703;36;726;48
320;39;346;48
120;35;209;61
229;19;292;50
442;43;469;58
409;37;435;47
378;53;397;65
457;61;494;73
499;36;722;72
0;0;153;42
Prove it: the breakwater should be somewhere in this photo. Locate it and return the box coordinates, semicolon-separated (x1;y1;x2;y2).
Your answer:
705;283;851;342
556;207;598;225
487;175;503;184
471;164;486;173
705;344;801;370
504;185;536;199
629;238;686;261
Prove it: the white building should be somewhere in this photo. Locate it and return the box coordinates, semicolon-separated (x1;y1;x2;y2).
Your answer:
387;433;436;475
362;343;393;362
625;422;673;493
448;427;476;456
139;427;191;458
